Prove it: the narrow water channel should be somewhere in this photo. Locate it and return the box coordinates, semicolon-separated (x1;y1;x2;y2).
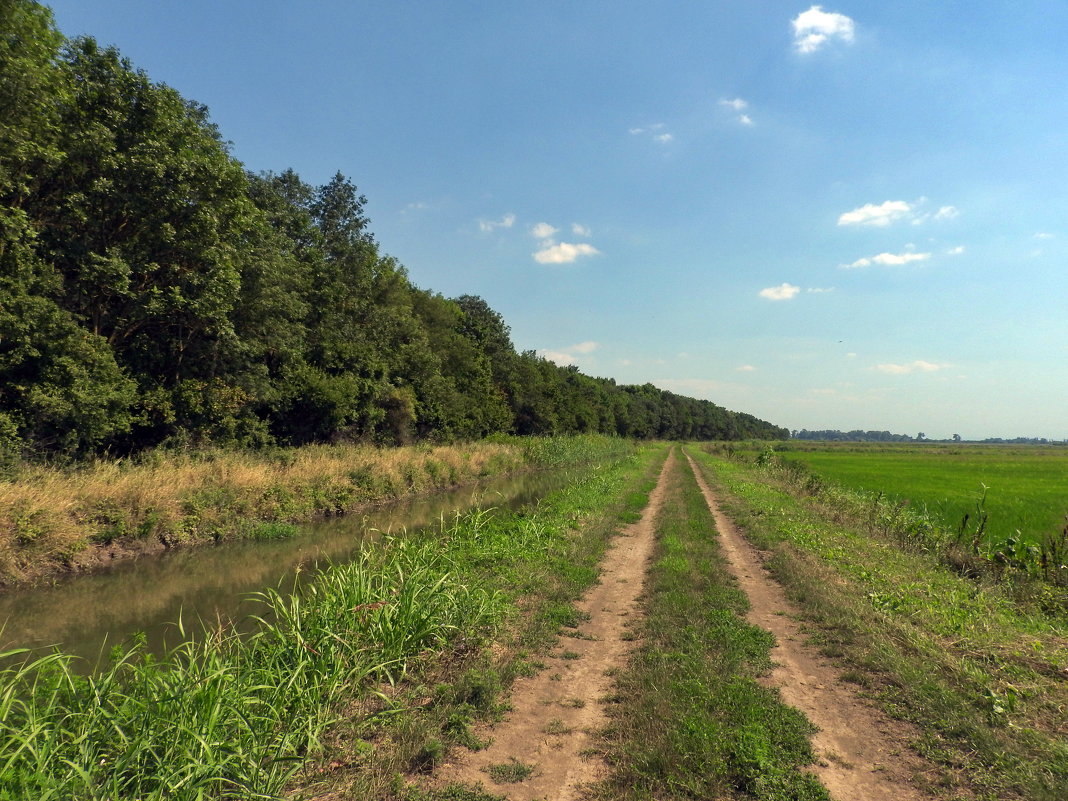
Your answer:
0;470;570;669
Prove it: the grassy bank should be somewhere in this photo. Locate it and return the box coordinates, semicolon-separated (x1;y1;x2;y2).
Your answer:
0;441;662;800
691;447;1068;801
596;450;828;801
0;435;631;589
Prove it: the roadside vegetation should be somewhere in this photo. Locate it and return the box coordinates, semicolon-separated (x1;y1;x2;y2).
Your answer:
733;442;1068;592
0;442;663;800
596;451;828;801
693;446;1068;801
0;434;632;589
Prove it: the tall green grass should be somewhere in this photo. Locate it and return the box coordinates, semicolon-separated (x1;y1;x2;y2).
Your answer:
0;441;657;800
0;535;503;800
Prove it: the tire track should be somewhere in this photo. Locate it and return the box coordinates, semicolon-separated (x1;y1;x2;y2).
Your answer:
431;450;675;800
684;451;929;801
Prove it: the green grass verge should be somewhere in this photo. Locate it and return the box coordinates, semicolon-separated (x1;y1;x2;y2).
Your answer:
690;448;1068;801
595;450;829;801
0;442;665;800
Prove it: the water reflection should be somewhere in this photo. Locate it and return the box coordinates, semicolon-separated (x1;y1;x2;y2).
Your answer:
0;470;567;669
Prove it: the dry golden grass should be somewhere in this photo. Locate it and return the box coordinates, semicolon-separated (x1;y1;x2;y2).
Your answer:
0;442;525;587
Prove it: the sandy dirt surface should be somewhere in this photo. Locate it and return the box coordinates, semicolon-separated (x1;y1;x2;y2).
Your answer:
430;452;675;800
684;451;932;801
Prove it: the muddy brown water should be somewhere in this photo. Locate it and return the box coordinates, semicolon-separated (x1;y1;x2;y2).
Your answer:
0;470;570;671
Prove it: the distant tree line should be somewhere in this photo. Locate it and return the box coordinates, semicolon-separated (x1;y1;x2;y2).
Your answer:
791;430;921;442
791;430;1062;445
0;1;787;460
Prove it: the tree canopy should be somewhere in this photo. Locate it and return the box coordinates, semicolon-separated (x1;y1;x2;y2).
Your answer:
0;0;788;460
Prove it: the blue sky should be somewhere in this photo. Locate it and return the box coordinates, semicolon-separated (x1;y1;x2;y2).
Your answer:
45;1;1068;439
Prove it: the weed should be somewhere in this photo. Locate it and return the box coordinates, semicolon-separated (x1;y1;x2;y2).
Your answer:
544;718;573;735
485;758;534;784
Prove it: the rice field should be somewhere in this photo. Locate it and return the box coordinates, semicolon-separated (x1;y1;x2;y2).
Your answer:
779;442;1068;545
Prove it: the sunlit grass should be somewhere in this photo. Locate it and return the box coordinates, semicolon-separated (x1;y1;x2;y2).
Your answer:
694;449;1068;800
0;435;635;587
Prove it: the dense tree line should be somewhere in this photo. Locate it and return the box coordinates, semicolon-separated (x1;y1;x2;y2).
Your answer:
0;1;786;460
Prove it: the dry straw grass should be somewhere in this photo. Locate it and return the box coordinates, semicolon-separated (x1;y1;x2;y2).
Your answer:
0;442;524;587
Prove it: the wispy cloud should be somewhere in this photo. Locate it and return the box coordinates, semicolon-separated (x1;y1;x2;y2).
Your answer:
736;364;757;372
630;122;674;144
759;283;801;300
838;200;914;227
571;223;591;237
838;199;960;227
1035;232;1055;240
538;341;601;366
946;245;965;255
874;360;948;375
533;241;601;264
792;5;856;54
807;287;835;293
845;251;932;268
530;222;559;241
719;97;755;126
478;213;516;233
569;340;599;354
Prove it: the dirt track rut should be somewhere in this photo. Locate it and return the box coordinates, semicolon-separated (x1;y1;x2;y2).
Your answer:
432;452;673;800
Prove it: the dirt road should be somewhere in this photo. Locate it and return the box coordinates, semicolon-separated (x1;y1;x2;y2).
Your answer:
429;450;931;800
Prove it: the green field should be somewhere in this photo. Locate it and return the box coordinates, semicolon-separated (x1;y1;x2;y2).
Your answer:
779;443;1068;544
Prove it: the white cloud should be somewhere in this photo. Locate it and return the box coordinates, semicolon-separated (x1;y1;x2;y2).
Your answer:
807;286;835;293
630;123;674;143
1035;232;1055;240
933;205;959;220
838;200;913;227
478;213;516;233
792;5;856;54
719;97;754;126
530;222;559;241
759;282;801;300
533;241;601;264
570;341;599;354
571;223;591;237
946;245;965;255
736;364;757;372
845;251;932;268
874;360;948;375
538;341;601;365
537;350;577;366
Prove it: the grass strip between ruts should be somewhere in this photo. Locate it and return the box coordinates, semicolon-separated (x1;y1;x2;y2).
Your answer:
595;449;829;801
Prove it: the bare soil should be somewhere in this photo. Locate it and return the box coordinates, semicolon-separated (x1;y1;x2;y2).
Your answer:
430;453;675;800
684;451;933;801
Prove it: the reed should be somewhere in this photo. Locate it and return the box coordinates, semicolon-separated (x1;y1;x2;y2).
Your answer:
0;436;629;588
